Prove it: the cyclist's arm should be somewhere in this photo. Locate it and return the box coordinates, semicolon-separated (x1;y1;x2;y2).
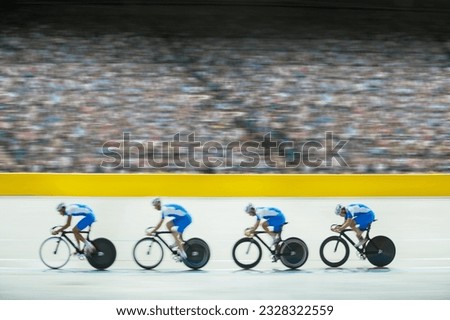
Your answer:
53;216;72;234
249;219;260;233
147;218;164;235
335;218;352;232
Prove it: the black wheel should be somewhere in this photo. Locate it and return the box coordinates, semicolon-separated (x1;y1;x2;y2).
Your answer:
183;238;210;270
278;237;309;269
365;235;396;267
232;237;262;269
319;236;350;267
39;237;71;269
133;237;164;270
87;238;116;270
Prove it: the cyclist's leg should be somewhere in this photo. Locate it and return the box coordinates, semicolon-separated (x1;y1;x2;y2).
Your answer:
272;223;283;246
264;216;284;238
261;221;275;237
166;220;177;245
171;217;191;259
345;219;362;239
354;214;374;238
166;220;185;250
178;217;192;248
262;221;282;248
75;214;95;252
353;215;374;247
72;226;83;250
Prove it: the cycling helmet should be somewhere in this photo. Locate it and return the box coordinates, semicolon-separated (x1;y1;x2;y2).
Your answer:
152;198;161;206
245;203;255;213
335;204;344;215
56;202;66;211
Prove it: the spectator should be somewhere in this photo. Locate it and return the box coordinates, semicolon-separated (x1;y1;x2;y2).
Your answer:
0;6;448;174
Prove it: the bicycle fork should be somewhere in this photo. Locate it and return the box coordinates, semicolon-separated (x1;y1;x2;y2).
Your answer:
245;241;253;255
334;236;366;260
53;237;64;255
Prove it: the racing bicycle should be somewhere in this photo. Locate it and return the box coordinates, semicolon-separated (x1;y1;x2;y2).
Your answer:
232;223;308;269
39;225;117;270
133;227;210;270
319;221;396;267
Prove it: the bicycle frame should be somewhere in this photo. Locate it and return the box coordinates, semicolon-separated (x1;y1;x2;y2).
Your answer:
252;232;274;251
249;231;284;256
320;220;395;268
148;230;181;254
233;225;308;269
55;228;92;254
41;225;117;270
336;223;373;256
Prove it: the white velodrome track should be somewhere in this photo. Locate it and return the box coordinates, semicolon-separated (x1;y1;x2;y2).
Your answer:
0;196;449;300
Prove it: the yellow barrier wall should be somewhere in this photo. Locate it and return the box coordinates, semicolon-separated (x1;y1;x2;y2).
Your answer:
0;173;448;197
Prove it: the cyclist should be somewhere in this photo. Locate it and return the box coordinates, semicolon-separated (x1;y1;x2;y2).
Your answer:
147;198;192;260
52;203;96;255
244;203;286;248
332;203;376;247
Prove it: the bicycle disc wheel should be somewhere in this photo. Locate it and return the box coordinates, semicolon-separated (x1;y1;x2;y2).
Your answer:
39;237;71;269
183;238;210;270
87;238;117;270
232;237;262;269
279;237;309;269
319;236;350;267
365;236;396;267
133;237;164;270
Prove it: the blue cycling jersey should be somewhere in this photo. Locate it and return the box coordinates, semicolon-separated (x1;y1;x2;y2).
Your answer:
65;203;95;218
161;204;191;220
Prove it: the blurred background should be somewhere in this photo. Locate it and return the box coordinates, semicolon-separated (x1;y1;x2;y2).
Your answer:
0;0;449;174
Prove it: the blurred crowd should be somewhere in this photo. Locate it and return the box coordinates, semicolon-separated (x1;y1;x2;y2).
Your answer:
0;6;449;173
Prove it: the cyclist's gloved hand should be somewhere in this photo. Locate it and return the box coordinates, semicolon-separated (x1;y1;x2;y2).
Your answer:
244;228;254;237
331;225;341;233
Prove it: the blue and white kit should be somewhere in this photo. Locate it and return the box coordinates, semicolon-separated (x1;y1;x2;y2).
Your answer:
64;204;96;230
255;207;286;233
161;204;192;233
344;203;375;230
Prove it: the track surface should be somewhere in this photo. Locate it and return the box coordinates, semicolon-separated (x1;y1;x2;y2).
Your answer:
1;197;449;300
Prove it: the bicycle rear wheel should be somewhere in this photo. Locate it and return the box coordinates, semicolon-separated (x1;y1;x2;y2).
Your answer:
183;238;210;270
365;235;396;267
87;238;116;270
232;237;262;269
279;237;309;269
319;236;350;267
39;237;71;269
133;237;164;270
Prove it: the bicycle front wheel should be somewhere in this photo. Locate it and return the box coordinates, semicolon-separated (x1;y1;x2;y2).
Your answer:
133;237;164;270
183;238;210;270
87;238;117;270
319;236;350;267
232;237;262;269
279;237;309;269
365;236;396;267
39;237;71;269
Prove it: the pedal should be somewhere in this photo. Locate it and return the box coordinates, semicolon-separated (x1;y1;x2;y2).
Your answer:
276;241;283;250
172;254;182;263
76;253;85;260
356;252;366;260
